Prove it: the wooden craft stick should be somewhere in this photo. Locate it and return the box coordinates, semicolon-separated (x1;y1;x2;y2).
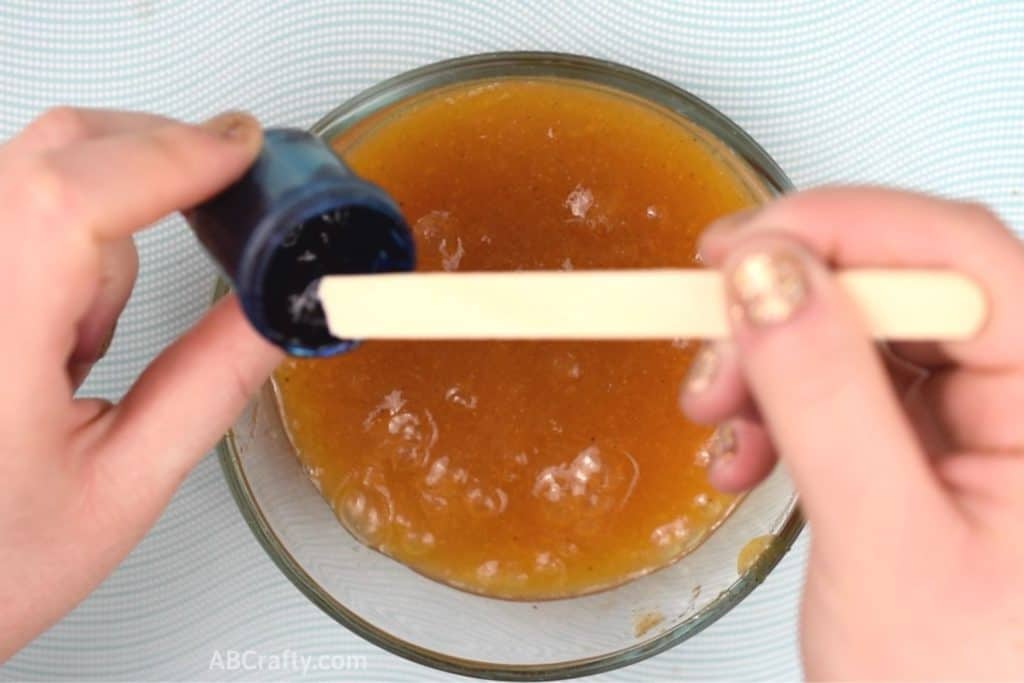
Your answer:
317;269;986;341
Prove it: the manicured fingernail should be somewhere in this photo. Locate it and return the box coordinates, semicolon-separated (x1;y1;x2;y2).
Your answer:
707;423;737;470
201;111;258;142
729;248;808;325
684;344;719;394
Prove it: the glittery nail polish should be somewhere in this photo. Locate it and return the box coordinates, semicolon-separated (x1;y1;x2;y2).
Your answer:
707;423;737;468
684;344;719;394
730;249;808;325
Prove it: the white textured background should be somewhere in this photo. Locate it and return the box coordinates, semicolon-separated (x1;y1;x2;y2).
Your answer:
1;1;1022;681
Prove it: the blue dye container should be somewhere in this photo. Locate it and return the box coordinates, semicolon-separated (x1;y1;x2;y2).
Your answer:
186;128;415;357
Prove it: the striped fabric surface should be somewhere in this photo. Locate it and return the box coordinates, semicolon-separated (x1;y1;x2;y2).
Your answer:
1;1;1021;680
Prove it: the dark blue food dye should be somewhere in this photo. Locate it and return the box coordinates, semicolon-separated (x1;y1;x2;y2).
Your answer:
186;128;415;356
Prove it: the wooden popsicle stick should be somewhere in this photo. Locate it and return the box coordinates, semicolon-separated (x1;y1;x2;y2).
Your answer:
318;269;986;341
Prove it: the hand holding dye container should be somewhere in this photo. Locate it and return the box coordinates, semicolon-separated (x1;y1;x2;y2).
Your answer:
185;128;415;357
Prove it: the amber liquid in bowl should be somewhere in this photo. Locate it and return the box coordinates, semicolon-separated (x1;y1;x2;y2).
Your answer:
275;78;760;600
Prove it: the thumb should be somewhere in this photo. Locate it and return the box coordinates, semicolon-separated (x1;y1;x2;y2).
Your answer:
96;295;283;500
721;233;953;548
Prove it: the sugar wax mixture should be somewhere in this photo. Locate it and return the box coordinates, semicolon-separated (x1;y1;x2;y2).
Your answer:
275;79;763;599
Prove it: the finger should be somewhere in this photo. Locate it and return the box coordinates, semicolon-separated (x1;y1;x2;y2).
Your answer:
722;233;957;543
98;295;282;496
879;343;928;399
683;342;940;488
31;112;261;240
885;340;957;369
918;368;1024;454
67;238;139;389
700;187;1024;369
937;453;1024;524
901;381;954;457
5;107;177;157
681;343;777;493
679;341;753;424
696;207;757;249
704;415;777;494
876;343;950;455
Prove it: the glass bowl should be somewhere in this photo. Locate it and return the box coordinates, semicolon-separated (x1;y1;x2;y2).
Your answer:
217;51;800;680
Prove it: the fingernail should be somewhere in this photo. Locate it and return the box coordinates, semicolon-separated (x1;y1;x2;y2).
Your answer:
698;208;759;262
201;111;258;142
706;208;758;237
707;423;737;470
684;344;719;394
729;248;808;325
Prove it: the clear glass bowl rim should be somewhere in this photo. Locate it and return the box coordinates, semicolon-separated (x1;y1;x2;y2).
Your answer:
217;50;803;681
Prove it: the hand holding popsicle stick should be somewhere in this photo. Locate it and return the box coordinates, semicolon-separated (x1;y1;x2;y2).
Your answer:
680;188;1024;680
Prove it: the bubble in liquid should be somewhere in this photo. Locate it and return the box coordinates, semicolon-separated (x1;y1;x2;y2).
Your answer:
699;494;726;518
388;412;419;438
417;454;466;528
332;469;395;548
440;237;465;271
531;444;639;535
466;82;500;97
424;456;449;487
651;516;690;548
362;389;406;430
398;528;436;557
500;450;530;483
413;209;452;240
564;185;594;219
365;390;437;470
444;385;478;409
533;551;568;586
414;210;466;271
420;490;449;512
561;541;581;557
476;560;499;581
533;470;562;503
465;485;508;518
